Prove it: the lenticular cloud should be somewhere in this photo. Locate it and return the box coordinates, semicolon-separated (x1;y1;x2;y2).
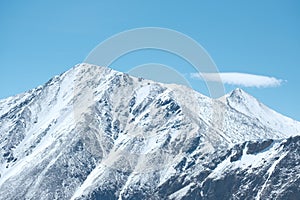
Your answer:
191;72;284;88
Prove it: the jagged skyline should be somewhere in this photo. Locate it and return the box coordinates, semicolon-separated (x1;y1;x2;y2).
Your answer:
0;1;299;121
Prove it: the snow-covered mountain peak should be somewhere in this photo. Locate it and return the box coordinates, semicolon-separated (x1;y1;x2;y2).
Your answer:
228;88;255;102
0;63;299;199
225;88;300;136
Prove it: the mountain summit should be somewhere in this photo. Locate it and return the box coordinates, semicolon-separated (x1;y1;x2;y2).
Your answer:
0;63;299;199
225;88;300;136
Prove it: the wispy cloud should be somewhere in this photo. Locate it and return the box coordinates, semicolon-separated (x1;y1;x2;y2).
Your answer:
190;72;285;88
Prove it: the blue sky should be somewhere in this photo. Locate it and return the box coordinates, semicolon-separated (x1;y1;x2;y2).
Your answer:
0;0;299;120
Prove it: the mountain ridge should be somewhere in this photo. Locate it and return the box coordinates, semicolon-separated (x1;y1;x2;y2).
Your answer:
0;63;299;199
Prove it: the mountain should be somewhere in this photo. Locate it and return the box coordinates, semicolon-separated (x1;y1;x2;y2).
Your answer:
0;63;299;200
221;88;300;137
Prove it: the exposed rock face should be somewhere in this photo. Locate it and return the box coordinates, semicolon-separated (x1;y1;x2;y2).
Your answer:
0;64;299;199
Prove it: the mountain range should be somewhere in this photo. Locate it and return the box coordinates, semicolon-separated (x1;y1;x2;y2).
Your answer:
0;63;299;200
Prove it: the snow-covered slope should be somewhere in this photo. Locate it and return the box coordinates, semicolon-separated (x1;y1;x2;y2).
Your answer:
223;88;300;137
0;63;299;200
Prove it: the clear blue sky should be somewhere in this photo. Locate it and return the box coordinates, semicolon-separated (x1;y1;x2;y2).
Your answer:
0;0;299;120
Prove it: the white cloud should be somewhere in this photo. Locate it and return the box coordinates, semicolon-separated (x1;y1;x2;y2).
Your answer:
190;72;284;88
